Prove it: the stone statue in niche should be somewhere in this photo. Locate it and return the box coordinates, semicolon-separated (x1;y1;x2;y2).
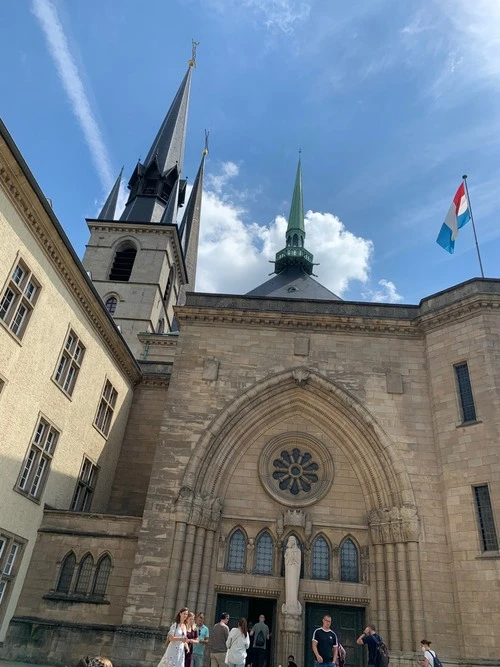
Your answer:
282;536;302;615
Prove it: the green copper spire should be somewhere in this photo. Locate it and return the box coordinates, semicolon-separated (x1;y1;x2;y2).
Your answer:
274;155;314;275
286;156;305;246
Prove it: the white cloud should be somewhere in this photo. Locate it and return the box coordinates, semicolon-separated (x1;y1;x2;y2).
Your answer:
207;0;310;34
32;0;114;191
195;163;373;296
362;279;404;304
205;161;240;194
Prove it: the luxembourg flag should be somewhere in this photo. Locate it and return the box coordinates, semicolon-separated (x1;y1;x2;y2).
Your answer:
436;182;471;254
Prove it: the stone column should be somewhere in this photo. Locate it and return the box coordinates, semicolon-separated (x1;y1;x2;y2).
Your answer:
187;526;206;610
197;530;215;615
162;520;187;624
385;542;400;651
175;523;197;610
395;542;411;650
407;541;425;646
204;530;220;624
373;543;386;630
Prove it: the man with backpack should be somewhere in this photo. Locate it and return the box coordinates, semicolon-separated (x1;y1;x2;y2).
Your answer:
356;625;389;667
250;614;270;667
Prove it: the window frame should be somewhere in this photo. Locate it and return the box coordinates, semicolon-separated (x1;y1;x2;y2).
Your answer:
0;257;41;341
226;528;247;573
254;531;274;575
339;537;360;583
0;528;25;625
15;414;60;502
104;295;118;315
454;361;477;424
71;457;99;512
52;328;86;398
473;484;499;553
93;379;118;438
311;534;331;581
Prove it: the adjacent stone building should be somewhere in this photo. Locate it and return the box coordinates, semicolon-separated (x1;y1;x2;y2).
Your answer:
0;54;499;667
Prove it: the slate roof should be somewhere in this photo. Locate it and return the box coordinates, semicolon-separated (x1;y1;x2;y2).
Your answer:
246;265;341;301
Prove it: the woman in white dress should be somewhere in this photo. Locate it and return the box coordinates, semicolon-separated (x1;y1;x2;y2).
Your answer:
226;618;250;667
158;607;189;667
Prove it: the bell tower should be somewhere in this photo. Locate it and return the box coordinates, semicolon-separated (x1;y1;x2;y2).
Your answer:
82;47;205;357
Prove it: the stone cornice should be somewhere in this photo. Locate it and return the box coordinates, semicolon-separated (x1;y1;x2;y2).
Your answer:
138;332;179;347
87;219;187;285
175;306;420;337
175;286;500;337
0;131;141;385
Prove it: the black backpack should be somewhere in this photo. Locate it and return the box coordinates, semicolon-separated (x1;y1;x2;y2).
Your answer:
255;630;266;648
428;650;443;667
375;636;390;667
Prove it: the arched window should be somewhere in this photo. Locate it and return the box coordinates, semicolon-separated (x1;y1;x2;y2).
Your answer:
281;534;304;578
156;318;165;334
254;531;273;575
312;535;330;580
105;296;117;315
292;233;298;247
74;554;94;594
340;538;359;582
109;243;137;282
227;529;246;572
56;552;76;593
92;554;112;598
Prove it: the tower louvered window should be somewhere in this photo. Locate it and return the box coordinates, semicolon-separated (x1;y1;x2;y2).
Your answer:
109;245;137;282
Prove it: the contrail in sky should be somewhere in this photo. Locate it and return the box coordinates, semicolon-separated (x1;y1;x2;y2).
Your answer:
32;0;114;191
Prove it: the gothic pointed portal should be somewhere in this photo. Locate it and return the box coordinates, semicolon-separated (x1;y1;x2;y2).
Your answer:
120;61;194;223
97;168;123;220
275;156;314;275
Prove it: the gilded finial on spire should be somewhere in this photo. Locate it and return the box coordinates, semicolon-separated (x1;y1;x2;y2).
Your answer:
202;129;209;156
188;39;200;67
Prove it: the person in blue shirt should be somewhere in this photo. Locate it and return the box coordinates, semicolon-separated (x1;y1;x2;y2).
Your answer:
192;612;209;667
356;625;382;667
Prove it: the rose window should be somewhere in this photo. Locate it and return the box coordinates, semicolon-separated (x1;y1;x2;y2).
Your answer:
272;448;319;495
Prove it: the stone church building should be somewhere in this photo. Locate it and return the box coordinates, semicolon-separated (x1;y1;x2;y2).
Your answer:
0;55;499;667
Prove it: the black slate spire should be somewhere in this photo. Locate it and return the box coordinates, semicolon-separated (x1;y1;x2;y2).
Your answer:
97;168;122;220
120;60;194;223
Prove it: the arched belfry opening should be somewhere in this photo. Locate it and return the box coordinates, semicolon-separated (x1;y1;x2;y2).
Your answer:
109;242;137;282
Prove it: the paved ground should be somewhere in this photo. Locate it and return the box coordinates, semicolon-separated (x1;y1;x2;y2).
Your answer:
0;662;54;667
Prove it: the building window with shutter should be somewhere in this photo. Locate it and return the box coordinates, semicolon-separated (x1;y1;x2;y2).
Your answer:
473;485;499;552
71;457;99;512
454;362;477;423
0;258;41;340
0;530;25;621
109;243;137;281
16;415;59;502
94;380;118;438
53;329;85;397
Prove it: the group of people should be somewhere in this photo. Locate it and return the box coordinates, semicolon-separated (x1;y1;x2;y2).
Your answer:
157;609;272;667
157;608;442;667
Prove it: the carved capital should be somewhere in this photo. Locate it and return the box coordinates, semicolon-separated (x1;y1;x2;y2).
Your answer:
368;505;420;544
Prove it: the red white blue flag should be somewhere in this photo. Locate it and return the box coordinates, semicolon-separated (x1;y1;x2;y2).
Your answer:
436;182;471;254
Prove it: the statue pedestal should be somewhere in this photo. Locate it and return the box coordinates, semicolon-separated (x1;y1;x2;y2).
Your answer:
280;611;302;666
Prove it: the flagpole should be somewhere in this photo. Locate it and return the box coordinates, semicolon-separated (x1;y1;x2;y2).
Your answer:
462;174;485;278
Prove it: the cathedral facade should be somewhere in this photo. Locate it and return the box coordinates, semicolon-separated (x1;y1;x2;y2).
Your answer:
0;57;499;667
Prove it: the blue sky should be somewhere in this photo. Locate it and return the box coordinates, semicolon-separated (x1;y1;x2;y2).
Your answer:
1;0;499;303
